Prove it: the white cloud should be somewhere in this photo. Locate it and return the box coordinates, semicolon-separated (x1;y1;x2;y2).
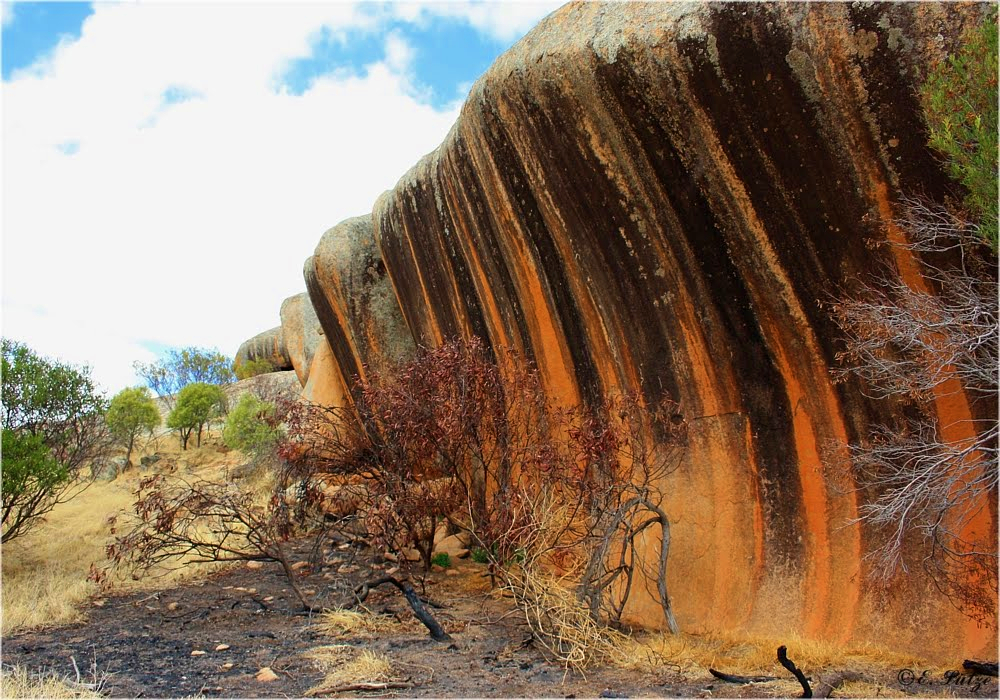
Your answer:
1;2;14;28
384;30;415;74
2;3;463;394
396;1;563;42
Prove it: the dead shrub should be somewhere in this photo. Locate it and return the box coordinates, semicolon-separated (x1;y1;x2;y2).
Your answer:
281;337;688;669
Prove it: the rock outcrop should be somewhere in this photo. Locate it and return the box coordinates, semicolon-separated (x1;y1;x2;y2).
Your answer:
234;327;293;372
279;292;324;385
238;1;996;658
304;215;415;405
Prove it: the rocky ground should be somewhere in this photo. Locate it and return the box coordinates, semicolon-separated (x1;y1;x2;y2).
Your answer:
5;533;998;699
2;537;690;699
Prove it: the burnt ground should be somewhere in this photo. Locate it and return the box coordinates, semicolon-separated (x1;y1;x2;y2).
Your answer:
3;537;997;699
2;537;689;699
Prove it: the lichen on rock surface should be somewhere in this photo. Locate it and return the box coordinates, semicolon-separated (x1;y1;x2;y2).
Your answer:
236;1;996;659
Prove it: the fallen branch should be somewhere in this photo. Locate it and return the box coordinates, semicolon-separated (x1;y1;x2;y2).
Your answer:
963;660;999;677
306;680;415;696
347;576;452;642
777;645;812;698
709;668;779;684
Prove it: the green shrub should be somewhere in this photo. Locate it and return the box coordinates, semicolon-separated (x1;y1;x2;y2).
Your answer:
222;393;282;457
234;358;275;381
1;339;108;543
431;552;451;568
107;387;160;469
470;547;489;564
167;382;225;450
921;9;998;249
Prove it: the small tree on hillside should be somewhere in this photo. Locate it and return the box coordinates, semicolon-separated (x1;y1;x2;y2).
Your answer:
1;339;110;543
134;347;234;408
167;382;225;450
106;387;161;471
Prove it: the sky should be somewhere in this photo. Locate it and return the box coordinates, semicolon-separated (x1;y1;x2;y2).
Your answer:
1;0;562;394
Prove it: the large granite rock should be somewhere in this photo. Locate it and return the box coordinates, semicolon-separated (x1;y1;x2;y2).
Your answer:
249;2;995;658
234;326;293;373
304;215;415;404
279;292;325;386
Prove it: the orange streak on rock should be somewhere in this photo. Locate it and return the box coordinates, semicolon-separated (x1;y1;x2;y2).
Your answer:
463;122;583;407
440;176;514;356
397;225;444;348
506;231;581;407
314;260;366;384
742;417;767;621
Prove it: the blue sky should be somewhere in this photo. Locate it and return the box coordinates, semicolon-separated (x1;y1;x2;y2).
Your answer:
4;2;519;109
1;1;561;392
2;2;95;79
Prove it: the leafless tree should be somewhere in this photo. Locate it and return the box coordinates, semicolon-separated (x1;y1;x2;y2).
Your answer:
831;196;997;622
104;473;330;611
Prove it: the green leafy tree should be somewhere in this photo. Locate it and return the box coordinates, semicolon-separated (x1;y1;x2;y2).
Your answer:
167;382;226;450
2;429;67;541
1;339;109;543
134;347;235;407
107;387;161;470
922;9;998;249
222;393;282;458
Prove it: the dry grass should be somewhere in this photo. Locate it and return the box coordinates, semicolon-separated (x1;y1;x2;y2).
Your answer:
2;430;239;635
838;679;909;698
603;628;944;697
313;607;399;638
1;478;135;634
633;629;932;677
304;647;395;695
502;565;633;673
0;665;104;699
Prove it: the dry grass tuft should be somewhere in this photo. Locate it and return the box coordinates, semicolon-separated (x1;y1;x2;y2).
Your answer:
503;565;633;673
838;680;909;698
305;647;395;695
313;608;398;638
0;665;104;699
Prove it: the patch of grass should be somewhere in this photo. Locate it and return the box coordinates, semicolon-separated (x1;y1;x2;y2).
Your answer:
431;552;451;568
0;665;104;698
839;679;909;698
2;434;238;635
304;647;394;695
313;608;398;638
1;479;134;634
624;630;937;680
503;566;632;672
